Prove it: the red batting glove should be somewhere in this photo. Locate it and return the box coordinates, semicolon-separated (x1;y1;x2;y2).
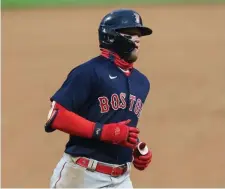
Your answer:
133;142;152;171
100;120;140;149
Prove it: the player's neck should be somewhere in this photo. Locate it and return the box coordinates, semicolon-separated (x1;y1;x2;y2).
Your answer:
100;48;133;71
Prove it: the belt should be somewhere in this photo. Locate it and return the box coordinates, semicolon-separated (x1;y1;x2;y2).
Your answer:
71;157;127;177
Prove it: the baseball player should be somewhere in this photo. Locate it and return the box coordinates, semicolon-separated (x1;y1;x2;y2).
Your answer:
45;9;153;188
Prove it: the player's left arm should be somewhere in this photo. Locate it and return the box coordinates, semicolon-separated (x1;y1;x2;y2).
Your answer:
132;75;152;170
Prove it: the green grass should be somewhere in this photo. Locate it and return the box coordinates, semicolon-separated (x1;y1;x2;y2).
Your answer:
2;0;225;9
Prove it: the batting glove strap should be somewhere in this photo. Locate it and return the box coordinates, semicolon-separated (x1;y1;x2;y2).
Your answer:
92;122;103;140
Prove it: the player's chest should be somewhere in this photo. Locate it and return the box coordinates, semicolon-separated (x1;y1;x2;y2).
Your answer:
96;69;146;117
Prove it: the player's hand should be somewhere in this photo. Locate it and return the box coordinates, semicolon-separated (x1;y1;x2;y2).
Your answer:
94;119;139;149
132;142;152;171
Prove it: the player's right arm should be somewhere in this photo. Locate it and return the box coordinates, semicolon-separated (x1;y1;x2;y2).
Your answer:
44;65;139;149
45;102;139;149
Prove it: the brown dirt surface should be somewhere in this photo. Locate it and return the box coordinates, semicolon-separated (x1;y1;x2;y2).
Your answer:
2;5;225;188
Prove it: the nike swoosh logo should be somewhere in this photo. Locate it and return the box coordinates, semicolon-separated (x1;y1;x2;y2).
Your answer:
109;75;117;79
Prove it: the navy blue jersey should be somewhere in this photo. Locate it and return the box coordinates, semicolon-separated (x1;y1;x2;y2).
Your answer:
51;55;150;164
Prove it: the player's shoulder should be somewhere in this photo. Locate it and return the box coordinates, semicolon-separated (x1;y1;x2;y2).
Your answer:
133;68;150;90
67;56;104;77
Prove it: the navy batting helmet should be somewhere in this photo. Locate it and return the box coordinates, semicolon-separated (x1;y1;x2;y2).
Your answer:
98;9;152;60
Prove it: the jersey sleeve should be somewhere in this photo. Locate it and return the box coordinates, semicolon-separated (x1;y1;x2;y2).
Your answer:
50;65;96;112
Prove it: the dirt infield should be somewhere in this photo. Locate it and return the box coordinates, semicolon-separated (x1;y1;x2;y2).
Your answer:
2;5;225;187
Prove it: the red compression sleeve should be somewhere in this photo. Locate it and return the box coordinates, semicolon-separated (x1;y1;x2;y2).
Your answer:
49;102;95;138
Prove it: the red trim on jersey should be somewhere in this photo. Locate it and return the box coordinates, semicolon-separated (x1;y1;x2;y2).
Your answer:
124;71;131;77
101;48;133;71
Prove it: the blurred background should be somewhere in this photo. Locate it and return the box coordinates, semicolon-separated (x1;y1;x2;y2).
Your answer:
2;0;225;187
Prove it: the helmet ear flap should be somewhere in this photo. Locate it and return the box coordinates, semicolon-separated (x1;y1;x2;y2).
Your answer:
99;26;136;60
99;27;116;45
